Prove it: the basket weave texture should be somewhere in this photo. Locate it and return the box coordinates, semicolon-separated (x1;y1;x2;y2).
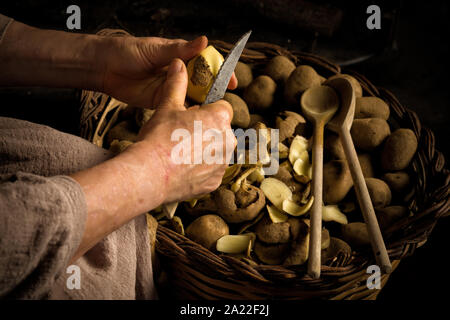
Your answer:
80;33;450;300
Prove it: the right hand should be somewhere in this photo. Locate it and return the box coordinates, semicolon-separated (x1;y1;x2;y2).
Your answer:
125;58;237;205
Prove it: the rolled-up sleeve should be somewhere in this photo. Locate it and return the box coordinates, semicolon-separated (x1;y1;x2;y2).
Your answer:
0;172;87;299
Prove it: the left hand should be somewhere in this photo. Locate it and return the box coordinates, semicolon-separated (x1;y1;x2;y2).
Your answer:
100;35;238;108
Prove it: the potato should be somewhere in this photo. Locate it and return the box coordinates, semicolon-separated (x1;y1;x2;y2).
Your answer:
255;216;290;244
376;206;409;230
243;75;277;111
323;160;353;204
223;92;250;128
355;97;390;120
341;222;370;247
321;237;352;264
105;120;138;146
324;133;345;160
254;241;290;265
135;108;155;127
287;217;302;241
365;178;392;208
187;46;224;103
264;55;296;83
109;140;133;154
248;114;265;128
328;74;363;98
381;129;418;171
381;172;411;194
215;185;266;223
357;153;375;178
120;105;138;120
276;111;307;143
284;65;321;106
284;220;310;266
235;61;253;90
185;214;229;250
321;228;331;250
351;118;391;151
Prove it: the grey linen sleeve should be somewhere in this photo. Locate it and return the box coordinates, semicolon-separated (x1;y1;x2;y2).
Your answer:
0;172;87;299
0;13;13;44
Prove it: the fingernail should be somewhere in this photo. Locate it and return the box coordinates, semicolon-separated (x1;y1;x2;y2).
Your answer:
168;59;183;77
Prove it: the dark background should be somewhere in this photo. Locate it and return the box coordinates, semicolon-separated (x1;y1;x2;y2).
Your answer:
0;0;448;301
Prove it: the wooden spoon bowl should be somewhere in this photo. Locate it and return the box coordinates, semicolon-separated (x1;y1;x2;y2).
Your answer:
301;85;339;126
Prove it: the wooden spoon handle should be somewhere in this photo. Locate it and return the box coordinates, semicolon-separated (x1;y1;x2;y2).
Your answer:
307;123;325;279
340;128;392;274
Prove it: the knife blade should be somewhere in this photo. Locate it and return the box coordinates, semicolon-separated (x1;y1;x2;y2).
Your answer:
163;31;252;219
203;30;252;105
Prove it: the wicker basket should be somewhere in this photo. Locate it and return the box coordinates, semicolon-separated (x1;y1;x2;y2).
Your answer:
80;32;450;300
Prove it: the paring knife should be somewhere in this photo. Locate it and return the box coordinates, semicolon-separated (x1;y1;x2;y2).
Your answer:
163;30;252;219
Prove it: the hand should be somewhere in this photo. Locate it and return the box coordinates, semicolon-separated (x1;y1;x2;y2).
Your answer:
101;35;237;108
127;58;237;203
70;58;235;260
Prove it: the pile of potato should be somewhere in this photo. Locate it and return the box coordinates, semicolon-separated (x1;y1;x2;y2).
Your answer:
104;51;418;267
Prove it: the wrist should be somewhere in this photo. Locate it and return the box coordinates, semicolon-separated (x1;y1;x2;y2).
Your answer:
114;139;170;210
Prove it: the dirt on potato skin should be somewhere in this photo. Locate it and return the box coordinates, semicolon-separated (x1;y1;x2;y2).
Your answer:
190;55;213;87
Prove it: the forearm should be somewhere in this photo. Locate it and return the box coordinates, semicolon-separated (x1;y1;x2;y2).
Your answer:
69;141;168;263
0;19;108;90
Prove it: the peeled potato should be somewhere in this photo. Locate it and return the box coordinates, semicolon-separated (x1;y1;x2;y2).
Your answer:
187;45;224;103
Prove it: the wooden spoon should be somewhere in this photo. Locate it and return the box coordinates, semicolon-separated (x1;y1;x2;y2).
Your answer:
301;85;339;279
325;76;392;274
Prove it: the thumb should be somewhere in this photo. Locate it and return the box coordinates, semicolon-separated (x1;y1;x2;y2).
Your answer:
158;59;188;111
